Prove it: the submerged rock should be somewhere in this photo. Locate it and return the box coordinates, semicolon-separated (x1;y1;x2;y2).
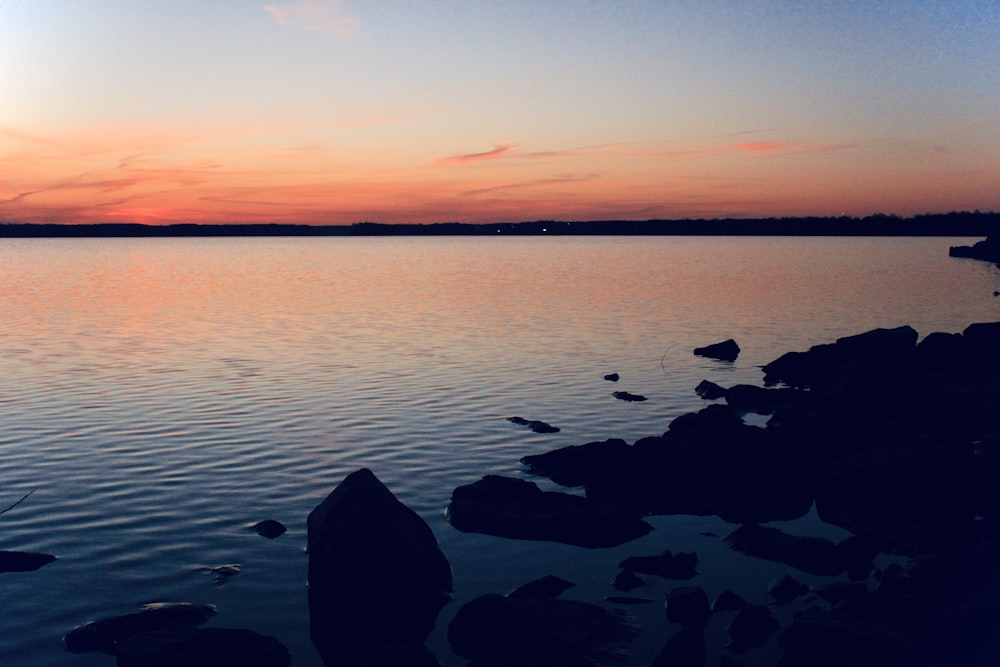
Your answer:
307;468;452;663
612;391;647;402
447;475;652;548
64;603;216;654
725;524;846;576
507;575;576;600
508;416;560;433
447;593;638;666
0;550;56;573
115;627;290;667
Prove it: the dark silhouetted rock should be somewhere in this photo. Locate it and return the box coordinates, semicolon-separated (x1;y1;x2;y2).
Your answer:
0;550;56;573
115;627;290;667
612;391;647;402
650;626;705;667
777;606;915;667
695;379;728;400
612;569;645;592
725;524;846;576
604;373;620;382
307;468;452;663
727;605;779;651
713;589;748;613
508;575;575;600
64;603;216;654
694;338;740;362
448;593;638;667
768;574;809;604
252;519;286;539
619;549;698;580
666;586;711;628
446;475;653;548
508;416;560;433
812;581;868;604
604;596;655;605
520;438;631;487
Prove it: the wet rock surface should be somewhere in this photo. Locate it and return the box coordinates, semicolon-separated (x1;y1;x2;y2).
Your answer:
64;603;217;654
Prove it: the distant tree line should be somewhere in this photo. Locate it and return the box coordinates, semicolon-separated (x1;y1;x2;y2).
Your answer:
1;211;998;237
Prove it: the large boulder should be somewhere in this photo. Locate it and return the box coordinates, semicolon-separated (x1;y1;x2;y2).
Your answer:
520;439;632;487
447;593;638;666
115;627;290;667
307;468;452;663
446;475;653;548
693;338;740;362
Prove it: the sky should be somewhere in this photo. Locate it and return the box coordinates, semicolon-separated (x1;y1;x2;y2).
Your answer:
2;0;999;225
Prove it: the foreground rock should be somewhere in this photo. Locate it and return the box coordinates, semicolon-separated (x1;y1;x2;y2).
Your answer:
446;475;652;548
64;603;216;654
115;627;290;667
0;550;56;573
448;593;638;666
307;468;452;663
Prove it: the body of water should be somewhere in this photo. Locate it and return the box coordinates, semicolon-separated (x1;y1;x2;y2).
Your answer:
1;236;997;666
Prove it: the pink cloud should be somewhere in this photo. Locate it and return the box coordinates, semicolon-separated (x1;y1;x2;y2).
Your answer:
264;1;359;40
436;145;518;165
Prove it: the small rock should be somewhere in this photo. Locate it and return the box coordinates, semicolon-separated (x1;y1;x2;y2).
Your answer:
612;569;645;592
693;338;740;362
252;520;286;539
612;391;647;402
727;604;780;650
695;380;728;400
508;416;560;433
713;589;748;613
604;373;620;382
508;575;575;599
665;586;710;628
769;574;809;604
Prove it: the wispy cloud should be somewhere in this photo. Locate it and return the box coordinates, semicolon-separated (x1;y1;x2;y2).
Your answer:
264;1;359;40
728;141;857;155
436;144;518;165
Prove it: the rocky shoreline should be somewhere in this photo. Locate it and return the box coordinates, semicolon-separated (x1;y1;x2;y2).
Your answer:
21;320;1000;665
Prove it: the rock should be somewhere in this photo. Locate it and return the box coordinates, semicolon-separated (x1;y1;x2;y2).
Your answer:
777;606;914;667
307;468;452;662
665;586;711;628
604;596;655;605
604;373;620;382
619;549;698;580
508;416;560;433
447;593;638;666
115;627;290;667
612;391;647;402
252;520;286;539
0;550;56;573
64;603;217;654
650;626;705;667
446;475;653;548
727;604;779;651
725;524;846;576
693;338;740;362
198;563;240;585
949;236;1000;264
507;575;575;600
768;574;809;604
612;569;645;592
695;379;727;400
712;589;748;613
812;582;868;604
520;438;632;487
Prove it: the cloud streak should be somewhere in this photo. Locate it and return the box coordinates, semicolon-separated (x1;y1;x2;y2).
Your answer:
264;1;359;40
436;145;518;165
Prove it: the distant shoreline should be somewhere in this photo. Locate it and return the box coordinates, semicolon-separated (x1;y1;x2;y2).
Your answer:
2;211;998;237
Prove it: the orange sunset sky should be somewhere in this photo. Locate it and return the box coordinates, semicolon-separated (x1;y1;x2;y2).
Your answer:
2;1;999;226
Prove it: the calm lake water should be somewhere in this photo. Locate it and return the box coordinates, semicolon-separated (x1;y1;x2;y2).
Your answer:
1;236;998;666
